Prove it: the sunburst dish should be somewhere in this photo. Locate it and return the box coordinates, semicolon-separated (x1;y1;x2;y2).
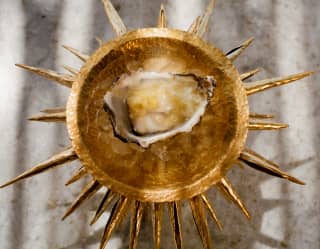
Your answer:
1;1;314;249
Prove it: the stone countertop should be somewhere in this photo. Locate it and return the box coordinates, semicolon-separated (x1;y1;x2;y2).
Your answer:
0;0;319;249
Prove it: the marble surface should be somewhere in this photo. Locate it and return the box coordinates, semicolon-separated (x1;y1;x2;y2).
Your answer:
0;0;319;249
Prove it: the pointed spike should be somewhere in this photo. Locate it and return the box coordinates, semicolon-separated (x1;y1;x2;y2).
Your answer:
158;4;167;28
240;148;305;185
153;203;163;249
63;65;79;75
62;180;102;220
217;185;233;203
248;122;289;130
189;196;212;249
243;148;279;168
129;201;145;249
240;68;261;81
102;0;127;36
226;37;254;62
91;190;118;225
65;167;87;186
100;196;131;249
95;36;104;46
198;0;215;37
62;45;89;62
0;147;77;188
168;201;183;249
246;71;315;96
188;0;215;37
218;177;250;219
41;107;66;114
200;194;223;231
188;16;202;34
249;113;275;120
15;64;74;88
28;112;66;123
225;45;242;56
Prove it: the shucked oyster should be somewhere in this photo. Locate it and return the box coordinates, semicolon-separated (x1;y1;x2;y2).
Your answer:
104;71;216;148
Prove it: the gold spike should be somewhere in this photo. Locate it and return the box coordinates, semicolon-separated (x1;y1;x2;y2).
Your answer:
41;107;66;114
248;122;288;130
102;0;127;36
153;203;163;249
158;4;167;28
227;37;254;62
246;71;315;96
197;0;216;37
91;190;117;225
65;167;87;186
95;36;104;46
28;111;66;123
15;64;74;88
62;180;102;220
63;65;79;75
240;68;261;81
129;201;145;249
188;0;215;37
200;194;222;231
218;177;250;219
240;148;305;185
242;148;279;168
188;16;201;34
249;113;275;120
62;45;89;62
0;147;77;188
217;184;233;203
189;196;212;249
100;196;131;249
168;201;183;249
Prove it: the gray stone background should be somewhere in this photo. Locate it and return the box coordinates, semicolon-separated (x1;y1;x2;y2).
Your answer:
0;0;319;248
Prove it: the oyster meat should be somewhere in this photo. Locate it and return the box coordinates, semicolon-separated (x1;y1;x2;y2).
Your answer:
104;71;215;148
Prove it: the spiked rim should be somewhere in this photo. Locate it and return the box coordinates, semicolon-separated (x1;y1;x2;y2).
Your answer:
0;0;315;249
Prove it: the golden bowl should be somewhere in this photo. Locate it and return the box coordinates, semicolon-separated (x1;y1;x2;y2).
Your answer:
67;28;249;202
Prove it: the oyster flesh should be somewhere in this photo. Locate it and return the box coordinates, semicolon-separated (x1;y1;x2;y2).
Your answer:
104;71;215;148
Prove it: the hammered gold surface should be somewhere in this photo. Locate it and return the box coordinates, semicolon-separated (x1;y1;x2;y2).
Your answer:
67;28;249;202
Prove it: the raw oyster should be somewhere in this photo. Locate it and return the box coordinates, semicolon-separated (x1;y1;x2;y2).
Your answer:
104;71;215;148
